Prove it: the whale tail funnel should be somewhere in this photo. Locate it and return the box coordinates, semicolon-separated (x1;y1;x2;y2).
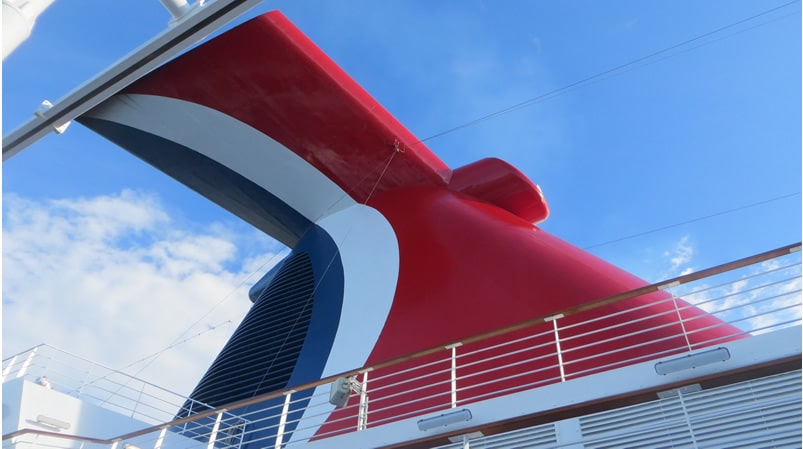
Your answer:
79;10;742;447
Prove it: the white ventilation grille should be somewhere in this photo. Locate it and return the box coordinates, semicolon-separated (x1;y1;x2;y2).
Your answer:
433;370;800;449
582;370;801;449
684;370;802;449
433;423;556;448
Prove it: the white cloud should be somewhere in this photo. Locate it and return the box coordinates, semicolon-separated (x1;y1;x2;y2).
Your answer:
2;190;286;398
662;235;695;277
672;254;801;336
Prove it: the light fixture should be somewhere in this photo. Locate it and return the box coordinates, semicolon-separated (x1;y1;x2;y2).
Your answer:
654;347;730;375
35;415;70;431
328;376;356;407
417;409;472;431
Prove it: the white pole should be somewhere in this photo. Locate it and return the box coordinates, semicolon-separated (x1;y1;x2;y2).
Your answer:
357;372;369;430
446;343;462;408
153;428;167;449
275;392;293;449
16;347;38;379
207;412;223;449
2;0;56;60
546;314;566;382
2;355;18;381
159;0;193;22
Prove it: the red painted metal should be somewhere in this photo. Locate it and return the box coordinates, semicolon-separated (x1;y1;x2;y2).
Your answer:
317;187;741;436
126;11;451;202
115;10;743;438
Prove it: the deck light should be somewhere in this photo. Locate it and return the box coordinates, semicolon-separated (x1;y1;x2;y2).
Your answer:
35;415;69;430
417;409;472;431
655;347;731;375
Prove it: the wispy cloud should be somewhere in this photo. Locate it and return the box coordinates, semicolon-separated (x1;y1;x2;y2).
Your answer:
661;235;695;278
2;190;286;396
674;254;801;335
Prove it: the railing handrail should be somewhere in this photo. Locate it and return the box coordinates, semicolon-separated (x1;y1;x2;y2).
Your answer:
2;343;223;422
1;343;46;362
4;343;197;402
3;242;800;445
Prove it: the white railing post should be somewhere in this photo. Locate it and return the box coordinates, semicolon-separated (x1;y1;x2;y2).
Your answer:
182;401;194;433
357;371;369;430
670;288;693;352
446;343;462;407
546;314;566;382
275;391;293;449
207;411;223;449
2;355;18;381
153;428;167;449
17;347;38;378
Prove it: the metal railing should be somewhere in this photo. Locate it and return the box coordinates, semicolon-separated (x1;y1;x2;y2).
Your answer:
3;243;800;449
1;344;249;436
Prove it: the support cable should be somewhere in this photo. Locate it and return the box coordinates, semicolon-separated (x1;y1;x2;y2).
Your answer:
417;0;800;145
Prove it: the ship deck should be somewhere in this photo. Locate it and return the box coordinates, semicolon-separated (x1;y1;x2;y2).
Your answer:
3;243;801;449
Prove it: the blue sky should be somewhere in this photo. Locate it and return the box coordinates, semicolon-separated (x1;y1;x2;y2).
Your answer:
3;1;801;394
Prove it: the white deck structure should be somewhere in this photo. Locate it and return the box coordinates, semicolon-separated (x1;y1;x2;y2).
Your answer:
3;244;800;449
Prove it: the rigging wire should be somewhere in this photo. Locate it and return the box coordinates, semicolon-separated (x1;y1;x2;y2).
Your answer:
105;240;289;388
582;192;802;250
94;319;233;405
417;0;801;144
110;320;233;373
166;246;289;343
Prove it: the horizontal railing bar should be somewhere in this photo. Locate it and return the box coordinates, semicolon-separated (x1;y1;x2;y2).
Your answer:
691;294;801;327
58;386;186;417
683;277;801;311
562;320;681;356
4;242;798;445
455;340;560;371
5;345;195;401
719;318;801;339
454;331;556;361
367;354;452;383
368;364;453;390
368;387;452;411
455;372;566;405
558;295;679;331
563;346;689;380
562;333;686;368
2;427;111;445
455;327;557;356
463;362;565;392
367;376;454;404
454;352;562;385
560;306;680;343
689;305;801;334
1;344;47;363
562;269;799;337
675;261;801;298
